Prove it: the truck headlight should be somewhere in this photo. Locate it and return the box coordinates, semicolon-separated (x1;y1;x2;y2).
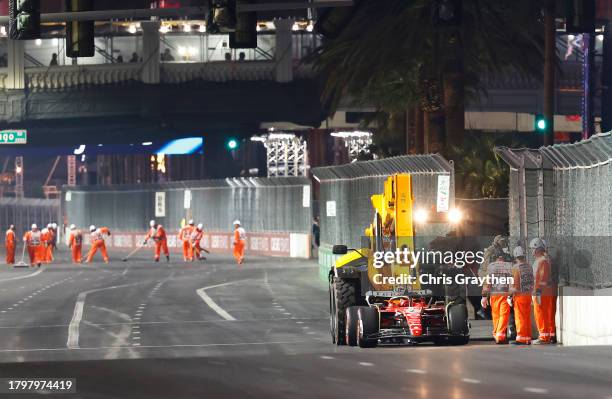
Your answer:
414;208;429;224
448;208;463;224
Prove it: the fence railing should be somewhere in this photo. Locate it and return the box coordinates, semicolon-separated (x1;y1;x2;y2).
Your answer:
62;177;312;235
11;60;313;91
496;132;612;289
0;198;60;240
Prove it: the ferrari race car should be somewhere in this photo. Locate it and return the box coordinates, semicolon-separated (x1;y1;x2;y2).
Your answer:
340;289;470;348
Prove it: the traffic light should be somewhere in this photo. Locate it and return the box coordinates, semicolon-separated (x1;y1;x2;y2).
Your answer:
566;0;596;34
535;114;547;132
9;0;41;40
66;0;95;58
226;138;239;151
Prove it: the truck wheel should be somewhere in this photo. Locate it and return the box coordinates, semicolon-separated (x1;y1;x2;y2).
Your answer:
345;306;361;346
330;277;357;346
357;307;379;348
447;303;469;345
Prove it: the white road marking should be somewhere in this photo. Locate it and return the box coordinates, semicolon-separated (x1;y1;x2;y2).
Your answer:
196;281;251;321
320;355;334;360
0;340;314;353
406;369;427;374
461;378;481;384
359;362;374;367
524;387;548;394
67;282;146;349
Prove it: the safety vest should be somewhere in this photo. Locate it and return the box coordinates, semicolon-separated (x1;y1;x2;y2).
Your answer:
91;230;104;242
512;261;534;294
28;231;42;246
236;227;246;241
533;256;555;295
190;229;203;244
486;260;513;294
180;226;192;241
72;231;83;246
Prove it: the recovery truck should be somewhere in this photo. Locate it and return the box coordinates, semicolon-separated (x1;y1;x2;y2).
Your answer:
329;174;470;347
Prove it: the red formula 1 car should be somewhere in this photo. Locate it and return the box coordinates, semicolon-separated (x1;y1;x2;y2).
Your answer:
343;291;470;348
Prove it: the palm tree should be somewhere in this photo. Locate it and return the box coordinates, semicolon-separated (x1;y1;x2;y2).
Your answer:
312;0;545;154
450;133;518;198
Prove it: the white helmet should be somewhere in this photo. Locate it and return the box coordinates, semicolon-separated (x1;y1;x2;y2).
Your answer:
513;246;525;258
529;238;546;251
149;220;156;227
197;223;203;230
233;220;241;226
188;219;194;225
31;223;37;230
90;225;96;232
52;223;57;229
70;224;76;230
47;223;53;228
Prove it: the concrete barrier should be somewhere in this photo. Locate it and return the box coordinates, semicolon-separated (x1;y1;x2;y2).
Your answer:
80;230;311;259
557;286;612;346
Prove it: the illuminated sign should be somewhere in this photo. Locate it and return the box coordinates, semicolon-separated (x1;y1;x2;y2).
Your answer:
0;130;27;144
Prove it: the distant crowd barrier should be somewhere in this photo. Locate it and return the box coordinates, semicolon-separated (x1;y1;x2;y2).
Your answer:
62;177;312;259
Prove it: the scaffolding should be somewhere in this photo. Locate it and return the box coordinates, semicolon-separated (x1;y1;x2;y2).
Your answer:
330;130;374;162
253;133;309;177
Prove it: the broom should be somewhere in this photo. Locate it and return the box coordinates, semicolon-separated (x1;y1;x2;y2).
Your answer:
14;243;29;268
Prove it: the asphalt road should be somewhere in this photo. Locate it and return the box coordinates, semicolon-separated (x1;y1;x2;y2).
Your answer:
0;251;610;399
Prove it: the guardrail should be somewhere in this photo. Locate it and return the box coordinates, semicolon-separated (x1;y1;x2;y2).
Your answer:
25;63;142;91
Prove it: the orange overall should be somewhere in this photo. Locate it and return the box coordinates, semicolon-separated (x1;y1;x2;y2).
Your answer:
86;227;110;263
511;261;534;344
43;229;55;264
178;225;194;261
189;229;203;261
483;260;512;343
533;256;556;342
146;225;169;261
5;229;15;265
68;230;83;264
23;230;44;266
233;227;245;264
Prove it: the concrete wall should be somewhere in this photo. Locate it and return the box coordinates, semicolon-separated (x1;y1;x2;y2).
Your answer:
77;229;311;259
557;286;612;346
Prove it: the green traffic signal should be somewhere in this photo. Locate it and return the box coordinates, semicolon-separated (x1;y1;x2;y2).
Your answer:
535;115;547;132
226;138;239;150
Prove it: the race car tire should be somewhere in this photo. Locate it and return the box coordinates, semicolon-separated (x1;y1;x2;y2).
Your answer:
330;277;357;345
357;307;379;348
345;306;361;346
447;303;469;335
447;303;470;345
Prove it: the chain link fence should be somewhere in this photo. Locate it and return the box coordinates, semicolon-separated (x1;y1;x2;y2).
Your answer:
312;154;455;279
496;132;612;289
62;177;312;234
0;198;60;239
